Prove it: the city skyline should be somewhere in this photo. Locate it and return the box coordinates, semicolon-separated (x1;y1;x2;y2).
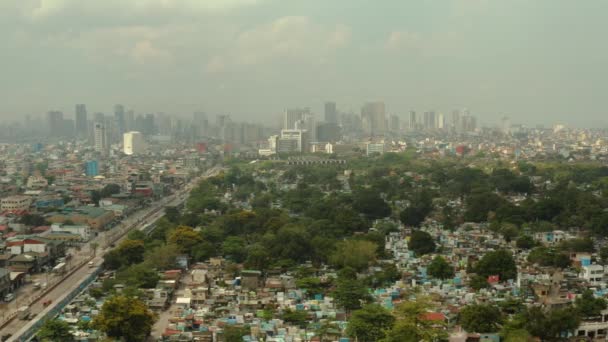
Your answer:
1;1;607;127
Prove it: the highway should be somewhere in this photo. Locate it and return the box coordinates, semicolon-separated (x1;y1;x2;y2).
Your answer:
0;166;223;341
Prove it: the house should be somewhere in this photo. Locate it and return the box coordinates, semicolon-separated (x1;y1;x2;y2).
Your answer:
50;223;91;241
580;265;606;286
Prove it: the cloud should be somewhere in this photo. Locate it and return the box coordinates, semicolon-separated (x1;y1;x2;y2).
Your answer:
25;0;264;20
207;16;352;72
385;30;462;57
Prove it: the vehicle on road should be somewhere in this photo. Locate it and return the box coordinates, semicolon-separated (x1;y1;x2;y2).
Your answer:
17;306;30;320
3;293;15;302
88;261;95;267
42;299;53;307
33;282;41;289
52;262;66;274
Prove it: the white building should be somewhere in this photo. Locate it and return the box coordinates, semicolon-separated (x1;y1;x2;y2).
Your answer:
278;129;309;153
94;122;107;153
123;131;146;155
51;223;91;241
366;142;385;156
580;264;606;286
26;175;48;189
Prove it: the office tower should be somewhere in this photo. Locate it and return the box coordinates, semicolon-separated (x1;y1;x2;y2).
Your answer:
389;115;400;132
193;112;208;138
94;122;107;153
75;104;88;138
437;113;445;129
361;101;386;136
278;129;309;153
316;122;340;142
451;110;461;131
283;108;311;130
324;102;338;124
85;160;99;177
123;131;146;155
114;104;126;136
143;114;156;136
409;111;417;130
47;111;64;137
62;119;75;138
125;110;135;132
296;112;316;141
423;111;436;130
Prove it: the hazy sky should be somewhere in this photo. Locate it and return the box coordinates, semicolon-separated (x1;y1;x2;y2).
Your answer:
1;0;607;127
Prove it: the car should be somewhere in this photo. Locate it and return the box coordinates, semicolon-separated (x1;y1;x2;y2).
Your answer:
4;293;15;302
33;282;41;289
88;261;95;268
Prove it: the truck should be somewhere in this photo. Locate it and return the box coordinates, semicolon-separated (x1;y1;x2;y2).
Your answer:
17;306;30;320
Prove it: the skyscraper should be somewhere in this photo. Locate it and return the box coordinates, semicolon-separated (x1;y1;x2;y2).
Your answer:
126;110;135;132
123;131;146;155
324;102;337;124
283;108;311;130
114;104;126;136
409;111;417;130
75;104;88;138
193;112;208;138
423;111;436;130
361;102;386;136
94;122;107;153
47;111;64;137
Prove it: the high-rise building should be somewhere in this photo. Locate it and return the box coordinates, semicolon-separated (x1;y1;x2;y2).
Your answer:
278;129;309;153
295;112;316;141
126;110;135;132
94;122;107;153
324;102;338;124
451;110;461;131
114;104;126;136
75;104;88;138
193;112;208;138
47;111;64;137
143;114;156;136
437;113;445;129
316;122;340;142
409;110;418;130
85;160;99;177
361;102;386;136
389;115;400;132
423;111;436;130
283;108;311;130
123;131;146;155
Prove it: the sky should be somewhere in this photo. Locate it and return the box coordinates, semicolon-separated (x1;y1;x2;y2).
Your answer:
1;0;607;127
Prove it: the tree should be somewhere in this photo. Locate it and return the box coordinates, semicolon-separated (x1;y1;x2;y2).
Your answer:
118;239;145;265
223;325;250;342
100;183;121;198
459;304;502;333
408;230;436;256
19;213;48;227
469;275;490;291
601;246;608;265
559;238;595;253
143;243;179;270
516;235;536;249
352;189;391;220
296;277;325;297
575;290;607;318
330;240;378;272
475;249;517;280
222;236;247;263
504;306;580;341
167;226;203;255
282;309;309;327
94;295;157;342
333;276;370;313
400;190;434;227
383;298;447;342
346;304;395;342
427;256;454;280
38;319;73;342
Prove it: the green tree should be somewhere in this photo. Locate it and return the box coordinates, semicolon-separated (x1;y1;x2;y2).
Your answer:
118;239;145;265
475;249;517;280
383;298;447;342
296;277;325;297
222;236;247;263
469;275;490;291
93;295;157;342
400;190;434;227
427;256;454;280
352;189;391;220
601;246;608;265
38;319;73;342
408;230;436;256
504;306;580;341
330;240;378;272
575;290;607;318
459;304;502;333
100;183;121;198
282;309;309;327
223;325;250;342
516;235;536;249
346;304;395;342
333;276;370;313
167;225;203;255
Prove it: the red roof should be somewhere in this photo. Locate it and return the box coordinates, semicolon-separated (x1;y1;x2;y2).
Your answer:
422;312;446;322
0;225;8;231
6;240;24;247
32;226;50;233
23;239;46;245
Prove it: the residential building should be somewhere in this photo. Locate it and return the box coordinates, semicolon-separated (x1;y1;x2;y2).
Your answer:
1;195;32;211
123;131;146;155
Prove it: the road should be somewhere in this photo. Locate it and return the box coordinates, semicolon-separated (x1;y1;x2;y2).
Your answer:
0;166;223;340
